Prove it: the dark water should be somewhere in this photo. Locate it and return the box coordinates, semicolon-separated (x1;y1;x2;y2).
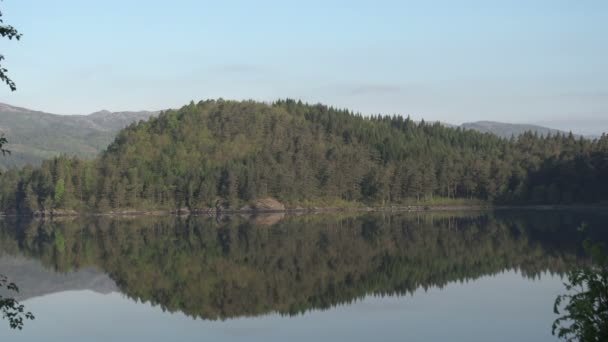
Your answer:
1;210;607;341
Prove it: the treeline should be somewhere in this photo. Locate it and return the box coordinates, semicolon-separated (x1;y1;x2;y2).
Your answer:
0;211;601;319
0;99;607;213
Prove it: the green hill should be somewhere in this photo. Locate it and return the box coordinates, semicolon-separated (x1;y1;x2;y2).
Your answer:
0;99;607;214
0;102;597;169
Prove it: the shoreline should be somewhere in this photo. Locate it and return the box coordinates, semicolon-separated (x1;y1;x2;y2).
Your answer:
1;203;606;219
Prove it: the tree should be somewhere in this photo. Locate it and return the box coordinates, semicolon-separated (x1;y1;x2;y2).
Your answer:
0;134;7;156
553;238;608;341
0;5;21;91
1;275;34;329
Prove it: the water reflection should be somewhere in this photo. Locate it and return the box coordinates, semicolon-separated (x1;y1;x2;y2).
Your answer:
0;210;606;320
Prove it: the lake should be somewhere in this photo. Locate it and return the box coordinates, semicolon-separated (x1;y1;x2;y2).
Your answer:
1;210;607;341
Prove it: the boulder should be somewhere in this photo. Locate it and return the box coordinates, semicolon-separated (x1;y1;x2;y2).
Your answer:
252;197;285;211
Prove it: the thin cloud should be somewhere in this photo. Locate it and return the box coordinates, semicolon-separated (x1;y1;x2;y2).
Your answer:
557;91;608;100
534;114;608;136
214;64;266;74
347;84;401;96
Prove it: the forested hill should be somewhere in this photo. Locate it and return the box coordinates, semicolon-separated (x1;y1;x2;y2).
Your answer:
0;102;594;169
0;99;607;214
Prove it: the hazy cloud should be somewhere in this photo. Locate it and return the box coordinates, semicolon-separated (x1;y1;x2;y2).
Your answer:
213;64;267;74
534;114;608;136
346;84;401;96
69;64;114;82
556;91;608;100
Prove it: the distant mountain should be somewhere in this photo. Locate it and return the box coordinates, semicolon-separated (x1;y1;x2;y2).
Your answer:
0;103;158;168
87;109;158;131
459;121;575;139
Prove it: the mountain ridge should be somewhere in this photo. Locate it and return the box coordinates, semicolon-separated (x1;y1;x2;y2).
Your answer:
0;103;159;168
459;120;578;138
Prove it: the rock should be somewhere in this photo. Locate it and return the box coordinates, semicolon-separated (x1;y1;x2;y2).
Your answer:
172;207;190;215
252;213;285;226
32;209;79;217
239;204;254;211
252;197;286;211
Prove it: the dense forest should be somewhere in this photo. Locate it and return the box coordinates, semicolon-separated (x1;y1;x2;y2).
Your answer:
1;211;605;319
0;99;606;214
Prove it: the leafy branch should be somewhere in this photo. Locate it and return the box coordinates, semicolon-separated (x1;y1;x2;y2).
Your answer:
0;6;22;91
0;275;34;329
553;225;608;341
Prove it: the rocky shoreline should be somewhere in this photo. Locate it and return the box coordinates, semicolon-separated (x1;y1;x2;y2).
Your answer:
21;205;488;218
0;205;606;218
2;197;605;219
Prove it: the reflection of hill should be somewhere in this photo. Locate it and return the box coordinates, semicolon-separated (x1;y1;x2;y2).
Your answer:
0;211;605;320
0;255;117;301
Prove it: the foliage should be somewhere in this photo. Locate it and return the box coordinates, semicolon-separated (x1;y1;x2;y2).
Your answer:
0;7;33;329
0;275;34;329
0;134;8;156
553;237;608;341
0;5;21;91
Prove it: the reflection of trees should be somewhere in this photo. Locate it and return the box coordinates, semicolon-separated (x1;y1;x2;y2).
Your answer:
0;211;606;320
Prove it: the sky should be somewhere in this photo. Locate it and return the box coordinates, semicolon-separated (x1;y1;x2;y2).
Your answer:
0;0;606;134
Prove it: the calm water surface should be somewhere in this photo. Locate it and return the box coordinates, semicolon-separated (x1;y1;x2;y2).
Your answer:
1;210;607;341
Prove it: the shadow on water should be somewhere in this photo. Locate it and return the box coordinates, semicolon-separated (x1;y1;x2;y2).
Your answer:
1;209;608;321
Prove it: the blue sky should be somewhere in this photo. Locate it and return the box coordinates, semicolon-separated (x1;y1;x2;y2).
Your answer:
0;0;606;134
